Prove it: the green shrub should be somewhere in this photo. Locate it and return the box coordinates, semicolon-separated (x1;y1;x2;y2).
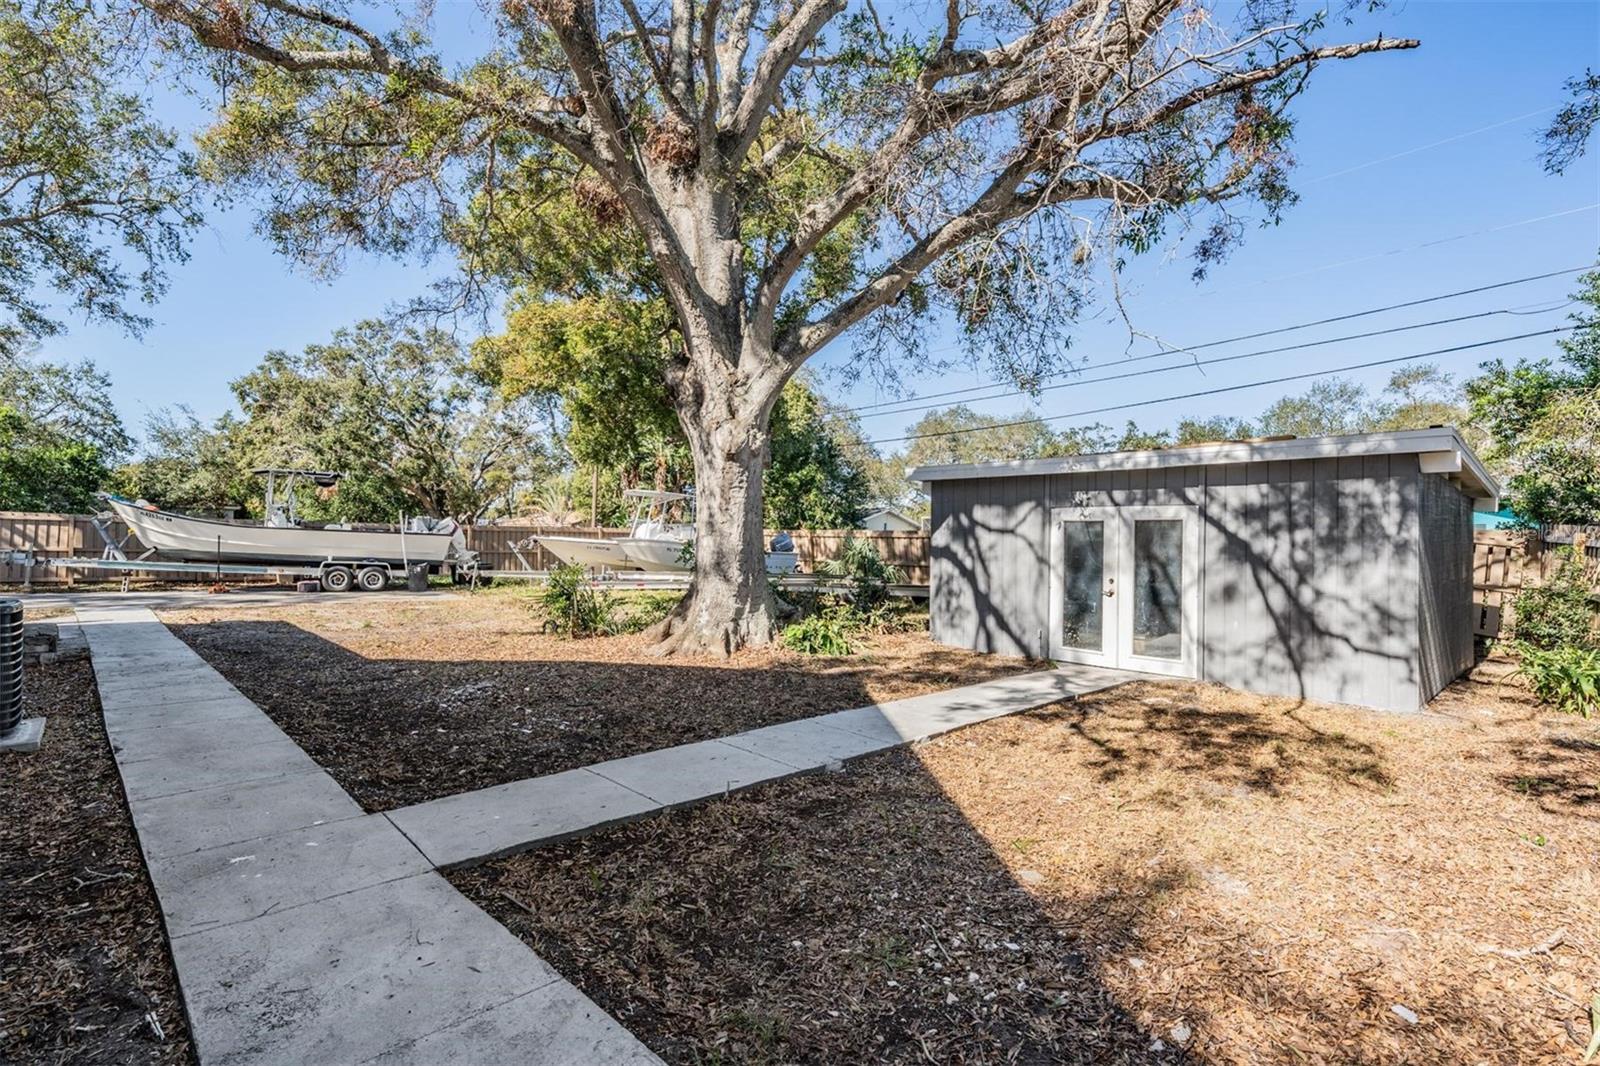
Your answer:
780;608;860;656
816;536;903;611
1514;641;1600;718
538;564;615;637
1510;549;1598;650
609;591;682;634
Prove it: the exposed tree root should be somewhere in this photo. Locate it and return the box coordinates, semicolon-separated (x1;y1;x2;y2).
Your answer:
645;580;780;658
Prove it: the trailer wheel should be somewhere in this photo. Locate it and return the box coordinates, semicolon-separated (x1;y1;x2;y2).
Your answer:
356;566;388;592
319;566;354;593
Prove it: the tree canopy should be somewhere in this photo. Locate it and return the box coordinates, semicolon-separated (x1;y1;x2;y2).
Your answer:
141;0;1418;651
0;350;127;510
1468;269;1600;526
0;0;203;356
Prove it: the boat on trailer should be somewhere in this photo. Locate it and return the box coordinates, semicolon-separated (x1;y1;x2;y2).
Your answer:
536;489;797;574
536;489;692;573
104;469;473;576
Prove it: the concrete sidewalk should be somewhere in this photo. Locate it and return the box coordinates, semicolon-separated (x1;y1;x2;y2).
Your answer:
79;606;659;1066
387;662;1140;869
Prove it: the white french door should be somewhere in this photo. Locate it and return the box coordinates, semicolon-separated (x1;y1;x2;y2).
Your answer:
1048;505;1199;678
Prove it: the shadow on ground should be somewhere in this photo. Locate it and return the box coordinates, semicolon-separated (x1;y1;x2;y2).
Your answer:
454;679;1597;1063
1022;687;1394;794
166;618;1034;811
454;746;1186;1065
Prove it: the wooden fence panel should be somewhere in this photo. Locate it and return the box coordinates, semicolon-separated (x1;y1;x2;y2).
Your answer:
4;510;936;586
0;510;230;586
465;525;631;574
788;530;930;585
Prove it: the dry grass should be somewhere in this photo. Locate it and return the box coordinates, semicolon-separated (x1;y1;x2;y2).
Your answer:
0;660;194;1065
159;590;1039;810
455;674;1600;1064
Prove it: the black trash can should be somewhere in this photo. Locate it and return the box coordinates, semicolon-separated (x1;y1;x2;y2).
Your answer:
407;564;430;592
0;599;23;737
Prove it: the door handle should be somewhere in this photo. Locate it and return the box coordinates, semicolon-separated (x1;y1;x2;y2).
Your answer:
1104;587;1115;597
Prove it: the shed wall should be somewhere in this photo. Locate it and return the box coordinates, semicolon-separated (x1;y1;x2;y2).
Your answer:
1417;473;1476;700
929;455;1430;712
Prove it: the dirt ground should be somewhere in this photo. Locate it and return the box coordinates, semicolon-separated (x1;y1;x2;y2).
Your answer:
0;660;195;1066
161;590;1039;811
454;672;1600;1065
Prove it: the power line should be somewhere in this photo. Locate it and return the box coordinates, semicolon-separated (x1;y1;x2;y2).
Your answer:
849;301;1570;422
819;208;1598;380
1303;105;1559;184
868;327;1570;448
840;264;1591;415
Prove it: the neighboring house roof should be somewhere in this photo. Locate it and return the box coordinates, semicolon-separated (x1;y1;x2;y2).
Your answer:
860;508;922;529
906;426;1499;505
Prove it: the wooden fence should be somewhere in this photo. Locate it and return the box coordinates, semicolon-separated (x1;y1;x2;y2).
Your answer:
1471;526;1600;638
0;510;932;587
0;510;230;587
0;510;1567;625
466;525;931;584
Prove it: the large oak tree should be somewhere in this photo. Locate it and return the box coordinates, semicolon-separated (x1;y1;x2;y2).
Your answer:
143;0;1415;653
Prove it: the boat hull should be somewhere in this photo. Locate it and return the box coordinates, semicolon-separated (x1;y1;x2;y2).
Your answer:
107;498;456;565
616;537;691;572
536;536;641;571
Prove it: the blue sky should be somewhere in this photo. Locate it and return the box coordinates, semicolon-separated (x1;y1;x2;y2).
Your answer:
32;0;1600;454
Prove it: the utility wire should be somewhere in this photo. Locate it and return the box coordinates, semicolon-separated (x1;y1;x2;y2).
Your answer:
848;301;1570;422
868;327;1570;448
840;264;1591;415
1303;105;1560;184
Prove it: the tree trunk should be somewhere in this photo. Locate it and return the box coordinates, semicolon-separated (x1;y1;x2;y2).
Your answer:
648;375;784;657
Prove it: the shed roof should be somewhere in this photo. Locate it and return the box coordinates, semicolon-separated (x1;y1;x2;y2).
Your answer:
907;426;1499;502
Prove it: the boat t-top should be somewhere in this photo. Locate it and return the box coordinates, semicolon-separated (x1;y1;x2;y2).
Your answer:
536;489;693;573
104;469;474;575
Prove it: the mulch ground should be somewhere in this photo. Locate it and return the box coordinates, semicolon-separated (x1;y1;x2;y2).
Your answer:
453;671;1600;1065
0;660;194;1066
160;591;1040;811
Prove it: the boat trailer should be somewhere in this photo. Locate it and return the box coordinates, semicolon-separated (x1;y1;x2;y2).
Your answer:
1;509;478;593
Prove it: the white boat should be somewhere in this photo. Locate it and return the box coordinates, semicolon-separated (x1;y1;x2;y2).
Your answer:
537;489;797;574
537;490;691;573
105;469;471;567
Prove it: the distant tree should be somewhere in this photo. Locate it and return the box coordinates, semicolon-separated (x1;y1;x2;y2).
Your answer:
1369;363;1469;434
765;380;871;529
0;0;201;356
0;349;130;459
1467;269;1600;525
232;319;557;522
903;407;1108;467
113;406;253;513
0;404;107;510
145;0;1415;653
1256;377;1372;437
1115;420;1173;450
1173;415;1256;444
0;349;128;511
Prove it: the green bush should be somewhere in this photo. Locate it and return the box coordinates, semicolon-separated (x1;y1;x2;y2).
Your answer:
1510;549;1598;650
609;591;682;634
816;536;903;611
1514;642;1600;718
780;608;860;656
538;564;615;637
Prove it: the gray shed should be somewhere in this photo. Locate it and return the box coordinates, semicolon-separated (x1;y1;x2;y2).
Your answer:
910;427;1499;713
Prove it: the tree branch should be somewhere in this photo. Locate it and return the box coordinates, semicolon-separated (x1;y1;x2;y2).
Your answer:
725;0;843;165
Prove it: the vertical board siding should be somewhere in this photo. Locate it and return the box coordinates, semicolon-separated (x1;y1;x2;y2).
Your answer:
1417;474;1476;699
931;456;1444;712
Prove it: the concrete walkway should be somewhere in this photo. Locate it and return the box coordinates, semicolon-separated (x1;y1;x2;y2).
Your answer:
78;606;658;1066
388;662;1139;869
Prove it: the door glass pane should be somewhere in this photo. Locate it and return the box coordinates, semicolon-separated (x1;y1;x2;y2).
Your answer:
1061;521;1105;652
1132;519;1183;660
